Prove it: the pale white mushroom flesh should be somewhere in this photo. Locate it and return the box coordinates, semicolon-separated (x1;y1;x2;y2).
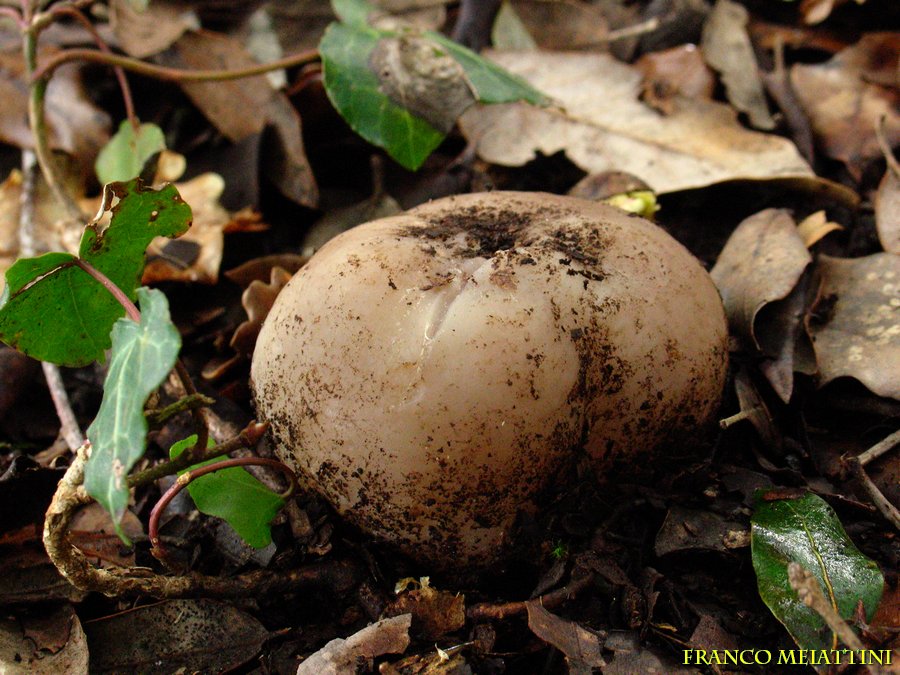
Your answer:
251;192;728;569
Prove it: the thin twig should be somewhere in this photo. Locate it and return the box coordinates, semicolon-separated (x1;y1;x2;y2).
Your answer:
173;360;209;461
126;420;268;488
42;362;84;450
466;572;595;621
847;456;900;532
43;444;361;599
787;563;866;651
49;4;137;130
145;393;215;427
32;46;319;84
149;456;297;561
858;428;900;467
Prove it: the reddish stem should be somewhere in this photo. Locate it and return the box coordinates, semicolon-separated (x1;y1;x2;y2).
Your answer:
73;258;140;322
149;457;297;561
50;4;138;131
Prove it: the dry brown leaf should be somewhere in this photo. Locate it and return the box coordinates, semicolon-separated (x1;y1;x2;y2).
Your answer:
807;253;900;399
109;0;198;58
796;210;843;248
0;605;88;675
231;266;294;356
459;51;813;194
157;30;273;142
84;599;269;673
225;253;309;286
791;33;900;180
526;601;606;670
732;368;781;450
384;585;466;641
143;173;230;284
68;503;143;569
655;506;747;556
296;614;411;675
0;48;110;168
876;169;900;254
701;0;775;129
262;91;320;208
507;0;610;51
711;209;812;350
689;615;739;654
636;44;715;116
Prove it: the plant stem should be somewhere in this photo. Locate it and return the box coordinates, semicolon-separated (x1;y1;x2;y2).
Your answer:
42;362;84;450
33;46;320;84
126;421;268;488
148;456;297;561
145;393;215;427
50;4;138;131
22;16;83;220
73;258;140;322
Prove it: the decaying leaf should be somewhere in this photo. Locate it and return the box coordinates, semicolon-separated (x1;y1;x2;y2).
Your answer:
503;0;610;51
108;0;198;58
636;44;715;116
296;614;412;675
301;191;401;256
732;368;781;450
807;253;900;399
0;48;111;169
0;604;88;675
701;0;775;129
791;33;900;179
459;51;814;194
384;584;466;641
655;506;748;556
69;503;143;568
231;267;294;357
526;601;606;670
796;210;842;248
875;129;900;254
224;253;309;287
711;209;812;351
84;599;270;673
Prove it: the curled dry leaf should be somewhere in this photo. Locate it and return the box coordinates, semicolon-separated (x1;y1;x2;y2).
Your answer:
296;614;412;675
0;604;88;675
796;210;843;248
231;267;294;356
636;44;715;116
807;253;900;399
711;209;812;351
732;368;781;451
791;33;900;180
459;51;813;194
701;0;775;130
224;253;309;287
526;601;606;670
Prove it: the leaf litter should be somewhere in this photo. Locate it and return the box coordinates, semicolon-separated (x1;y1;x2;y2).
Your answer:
1;0;898;672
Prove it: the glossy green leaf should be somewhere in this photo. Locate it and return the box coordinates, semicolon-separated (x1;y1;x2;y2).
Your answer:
84;288;181;541
320;22;444;170
751;491;884;651
170;436;283;549
96;120;166;185
0;180;192;365
320;0;548;170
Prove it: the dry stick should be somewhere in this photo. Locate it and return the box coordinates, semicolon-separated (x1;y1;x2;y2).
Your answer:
49;4;137;130
44;444;361;599
149;456;297;560
845;430;900;532
467;573;595;621
19;149;85;450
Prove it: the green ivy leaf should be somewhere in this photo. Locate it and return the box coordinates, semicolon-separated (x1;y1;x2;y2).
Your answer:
169;436;283;549
320;0;548;170
84;287;181;542
751;491;884;651
0;180;192;366
95;120;166;185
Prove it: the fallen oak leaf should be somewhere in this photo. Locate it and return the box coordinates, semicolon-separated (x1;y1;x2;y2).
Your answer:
807;253;900;400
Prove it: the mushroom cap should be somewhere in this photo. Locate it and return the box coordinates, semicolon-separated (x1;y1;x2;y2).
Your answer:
251;192;728;569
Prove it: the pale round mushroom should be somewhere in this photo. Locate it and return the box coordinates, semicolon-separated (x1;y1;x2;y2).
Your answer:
251;192;728;569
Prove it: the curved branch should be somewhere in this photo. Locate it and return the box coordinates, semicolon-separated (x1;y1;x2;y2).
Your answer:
43;445;359;599
33;46;319;84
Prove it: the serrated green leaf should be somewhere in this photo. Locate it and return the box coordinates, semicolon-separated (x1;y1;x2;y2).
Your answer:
751;491;884;651
84;288;181;542
320;22;444;170
319;5;548;170
96;120;166;185
170;436;283;549
0;180;191;365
